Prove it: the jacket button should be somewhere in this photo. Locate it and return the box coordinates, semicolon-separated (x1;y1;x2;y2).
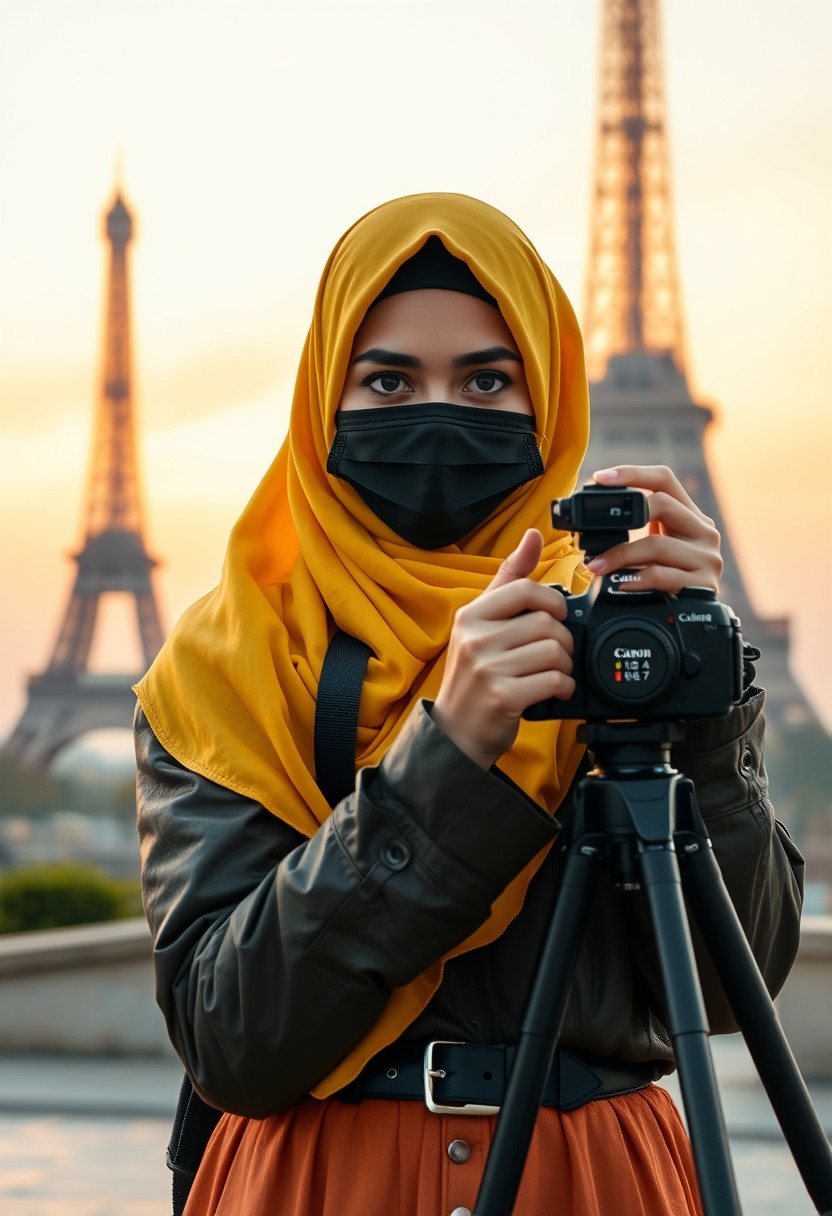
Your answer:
382;840;411;870
450;1209;472;1216
447;1138;472;1164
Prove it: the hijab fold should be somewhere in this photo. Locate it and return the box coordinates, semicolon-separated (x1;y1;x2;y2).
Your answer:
136;193;591;1098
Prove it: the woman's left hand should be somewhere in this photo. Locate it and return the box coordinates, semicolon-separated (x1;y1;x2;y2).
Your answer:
583;465;723;594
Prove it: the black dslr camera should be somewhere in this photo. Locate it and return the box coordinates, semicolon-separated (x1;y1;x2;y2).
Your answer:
523;483;744;723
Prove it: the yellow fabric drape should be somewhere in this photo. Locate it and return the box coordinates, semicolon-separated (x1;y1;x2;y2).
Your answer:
136;193;591;1098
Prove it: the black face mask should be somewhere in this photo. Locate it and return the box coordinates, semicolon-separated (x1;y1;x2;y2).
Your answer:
327;402;544;549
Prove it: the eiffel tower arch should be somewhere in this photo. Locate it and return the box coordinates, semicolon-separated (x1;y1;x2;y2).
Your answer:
578;0;816;731
6;190;164;770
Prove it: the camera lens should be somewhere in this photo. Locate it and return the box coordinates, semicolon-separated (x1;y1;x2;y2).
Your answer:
588;619;680;706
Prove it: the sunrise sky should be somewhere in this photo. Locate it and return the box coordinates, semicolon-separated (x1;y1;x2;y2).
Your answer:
2;0;831;753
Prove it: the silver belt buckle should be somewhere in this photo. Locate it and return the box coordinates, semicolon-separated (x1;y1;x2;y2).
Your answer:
423;1040;500;1116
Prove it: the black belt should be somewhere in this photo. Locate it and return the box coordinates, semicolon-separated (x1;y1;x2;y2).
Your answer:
335;1042;656;1115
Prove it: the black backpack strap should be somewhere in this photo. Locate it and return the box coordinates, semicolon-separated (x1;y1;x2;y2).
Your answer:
167;629;372;1215
167;1074;223;1216
314;630;374;807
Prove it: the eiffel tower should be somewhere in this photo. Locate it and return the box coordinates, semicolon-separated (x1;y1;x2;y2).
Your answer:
578;0;816;729
6;189;164;769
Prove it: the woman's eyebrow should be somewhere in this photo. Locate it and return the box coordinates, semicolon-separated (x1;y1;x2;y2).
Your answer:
352;348;421;368
453;346;522;368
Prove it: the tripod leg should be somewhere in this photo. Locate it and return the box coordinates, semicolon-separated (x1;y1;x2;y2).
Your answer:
677;821;832;1215
473;839;602;1216
639;845;742;1216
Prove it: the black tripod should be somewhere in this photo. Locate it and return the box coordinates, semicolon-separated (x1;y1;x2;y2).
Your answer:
473;722;832;1216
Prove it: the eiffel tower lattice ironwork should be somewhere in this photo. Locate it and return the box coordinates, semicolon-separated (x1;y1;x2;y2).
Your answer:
6;189;164;769
578;0;816;728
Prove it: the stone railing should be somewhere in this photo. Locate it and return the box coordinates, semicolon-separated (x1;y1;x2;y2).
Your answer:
0;915;830;1076
0;917;174;1055
775;914;832;1079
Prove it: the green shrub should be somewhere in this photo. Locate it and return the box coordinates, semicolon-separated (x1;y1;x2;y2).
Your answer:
0;864;141;934
112;875;144;920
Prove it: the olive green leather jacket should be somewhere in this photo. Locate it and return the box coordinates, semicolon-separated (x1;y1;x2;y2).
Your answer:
136;689;804;1119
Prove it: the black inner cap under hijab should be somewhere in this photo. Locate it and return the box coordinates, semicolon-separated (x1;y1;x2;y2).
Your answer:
372;235;499;309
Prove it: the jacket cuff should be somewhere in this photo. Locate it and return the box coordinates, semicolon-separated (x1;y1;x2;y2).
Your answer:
374;700;558;890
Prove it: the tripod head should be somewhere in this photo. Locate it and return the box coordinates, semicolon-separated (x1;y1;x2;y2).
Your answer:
578;721;684;775
566;721;700;893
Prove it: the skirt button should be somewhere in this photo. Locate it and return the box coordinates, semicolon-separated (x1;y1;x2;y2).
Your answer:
447;1139;473;1164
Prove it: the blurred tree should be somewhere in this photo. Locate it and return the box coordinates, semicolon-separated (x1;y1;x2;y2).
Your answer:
0;754;62;818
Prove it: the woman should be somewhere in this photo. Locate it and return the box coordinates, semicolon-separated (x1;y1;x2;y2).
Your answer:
136;193;803;1215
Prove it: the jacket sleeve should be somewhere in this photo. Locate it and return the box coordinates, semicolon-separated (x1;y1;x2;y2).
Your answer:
135;701;558;1117
636;687;805;1033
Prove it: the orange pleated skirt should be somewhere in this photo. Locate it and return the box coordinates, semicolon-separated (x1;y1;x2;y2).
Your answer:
184;1084;702;1216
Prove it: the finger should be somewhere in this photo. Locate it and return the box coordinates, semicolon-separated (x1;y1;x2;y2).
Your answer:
588;533;715;572
601;563;719;596
592;465;703;517
491;636;575;679
504;669;577;709
646;492;718;541
476;609;575;656
586;538;722;590
468;577;569;625
487;528;544;592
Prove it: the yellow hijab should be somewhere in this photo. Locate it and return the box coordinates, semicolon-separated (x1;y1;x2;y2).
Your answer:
136;192;591;1097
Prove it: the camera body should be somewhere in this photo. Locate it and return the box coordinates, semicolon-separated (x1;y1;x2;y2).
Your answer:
523;485;744;723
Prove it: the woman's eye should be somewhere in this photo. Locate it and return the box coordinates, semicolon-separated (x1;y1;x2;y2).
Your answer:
467;371;511;395
364;372;411;396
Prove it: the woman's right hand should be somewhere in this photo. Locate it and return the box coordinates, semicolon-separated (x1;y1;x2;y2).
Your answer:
431;529;575;769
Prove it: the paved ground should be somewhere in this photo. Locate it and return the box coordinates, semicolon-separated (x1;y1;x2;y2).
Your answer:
0;1037;829;1214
